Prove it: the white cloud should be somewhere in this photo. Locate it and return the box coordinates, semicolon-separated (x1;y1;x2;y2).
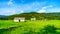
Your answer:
47;8;60;13
37;9;46;13
37;6;46;13
32;2;40;6
42;7;47;9
20;10;24;13
37;5;53;13
8;0;14;6
0;8;16;15
48;5;53;7
6;10;15;15
9;10;15;14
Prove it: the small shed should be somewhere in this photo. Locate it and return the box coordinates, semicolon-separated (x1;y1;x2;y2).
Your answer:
14;17;25;22
31;18;36;21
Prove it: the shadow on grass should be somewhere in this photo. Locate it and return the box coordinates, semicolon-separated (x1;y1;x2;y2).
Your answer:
0;26;22;34
22;25;60;34
0;25;60;34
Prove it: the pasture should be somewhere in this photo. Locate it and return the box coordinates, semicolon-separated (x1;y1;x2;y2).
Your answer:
0;20;60;34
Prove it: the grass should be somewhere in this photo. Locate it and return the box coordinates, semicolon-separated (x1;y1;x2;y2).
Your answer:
0;20;60;34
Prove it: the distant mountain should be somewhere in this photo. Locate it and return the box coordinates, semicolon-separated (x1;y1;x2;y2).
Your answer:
0;15;6;18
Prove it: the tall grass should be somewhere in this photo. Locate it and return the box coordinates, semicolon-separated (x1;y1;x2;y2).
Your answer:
0;20;60;34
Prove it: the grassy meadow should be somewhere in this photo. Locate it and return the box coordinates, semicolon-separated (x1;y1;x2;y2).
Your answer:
0;20;60;34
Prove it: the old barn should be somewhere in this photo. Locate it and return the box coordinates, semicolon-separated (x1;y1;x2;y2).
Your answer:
14;17;25;22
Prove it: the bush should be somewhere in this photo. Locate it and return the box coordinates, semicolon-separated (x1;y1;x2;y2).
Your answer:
40;25;57;34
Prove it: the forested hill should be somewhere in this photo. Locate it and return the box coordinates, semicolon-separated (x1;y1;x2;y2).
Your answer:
0;15;6;18
1;12;60;20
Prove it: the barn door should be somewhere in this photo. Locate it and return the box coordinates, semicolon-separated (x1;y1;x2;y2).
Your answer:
19;19;20;22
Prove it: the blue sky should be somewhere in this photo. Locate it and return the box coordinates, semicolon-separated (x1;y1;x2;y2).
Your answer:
0;0;60;15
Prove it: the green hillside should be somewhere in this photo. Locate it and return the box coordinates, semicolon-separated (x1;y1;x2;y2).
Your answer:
5;12;60;20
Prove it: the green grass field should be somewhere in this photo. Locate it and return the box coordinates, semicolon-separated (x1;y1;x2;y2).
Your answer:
0;20;60;34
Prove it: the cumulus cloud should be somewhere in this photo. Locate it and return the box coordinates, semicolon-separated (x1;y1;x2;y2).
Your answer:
20;10;24;13
0;8;16;15
32;2;40;6
6;10;15;15
8;0;14;6
37;7;47;13
42;7;47;9
37;5;53;13
37;9;46;13
47;8;60;13
8;10;15;15
48;5;53;7
0;0;54;15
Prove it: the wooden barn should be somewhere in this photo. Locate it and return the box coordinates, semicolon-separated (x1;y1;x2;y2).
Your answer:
14;17;25;22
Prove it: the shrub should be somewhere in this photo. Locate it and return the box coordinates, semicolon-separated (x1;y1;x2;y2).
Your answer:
40;25;57;34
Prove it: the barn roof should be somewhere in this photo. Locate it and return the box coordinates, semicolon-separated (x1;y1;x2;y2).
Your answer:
14;17;25;20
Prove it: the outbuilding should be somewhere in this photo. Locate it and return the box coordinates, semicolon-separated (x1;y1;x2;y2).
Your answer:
31;18;36;21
